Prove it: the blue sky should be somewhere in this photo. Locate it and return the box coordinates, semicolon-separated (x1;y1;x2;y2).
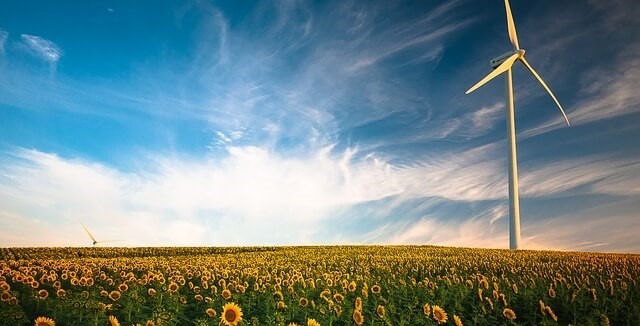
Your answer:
1;0;639;252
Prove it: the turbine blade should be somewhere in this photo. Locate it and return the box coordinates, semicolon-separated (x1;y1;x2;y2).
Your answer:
519;57;570;126
81;223;97;243
465;53;519;94
505;0;520;50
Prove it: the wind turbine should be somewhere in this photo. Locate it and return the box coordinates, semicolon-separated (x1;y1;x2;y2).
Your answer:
81;223;120;246
465;0;570;249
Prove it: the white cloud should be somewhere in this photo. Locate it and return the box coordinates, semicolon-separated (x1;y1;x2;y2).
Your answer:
1;146;638;252
18;34;63;62
0;147;402;246
0;30;8;53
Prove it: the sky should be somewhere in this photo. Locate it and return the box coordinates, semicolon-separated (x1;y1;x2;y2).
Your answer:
0;0;639;252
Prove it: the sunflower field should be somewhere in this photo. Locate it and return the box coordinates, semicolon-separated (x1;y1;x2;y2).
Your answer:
1;246;638;326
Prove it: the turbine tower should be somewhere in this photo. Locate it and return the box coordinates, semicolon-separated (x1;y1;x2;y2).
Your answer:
465;0;570;249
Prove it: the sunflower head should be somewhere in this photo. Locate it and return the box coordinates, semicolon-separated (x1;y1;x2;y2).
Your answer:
353;309;364;325
109;290;121;301
432;305;448;324
206;308;216;318
37;289;48;300
108;315;121;326
307;318;321;326
34;316;55;326
423;303;431;316
376;305;385;318
503;308;517;320
221;302;243;326
453;315;463;326
371;284;381;294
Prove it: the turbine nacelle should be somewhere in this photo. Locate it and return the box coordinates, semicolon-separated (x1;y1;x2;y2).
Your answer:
490;50;525;69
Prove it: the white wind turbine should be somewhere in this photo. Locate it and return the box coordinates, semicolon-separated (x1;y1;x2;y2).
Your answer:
81;223;121;246
465;0;570;249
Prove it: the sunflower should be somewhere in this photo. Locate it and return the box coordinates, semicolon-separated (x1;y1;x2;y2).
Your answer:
371;284;381;294
222;289;232;300
453;315;463;326
539;300;547;315
548;287;556;298
0;281;9;291
353;309;364;325
34;316;55;326
277;301;287;309
108;315;121;326
206;308;216;317
1;291;11;301
348;281;357;292
432;305;448;324
355;297;363;311
333;293;344;303
109;290;121;301
221;302;243;326
503;308;516;320
119;283;128;292
288;323;299;326
544;306;558;322
56;289;66;298
148;288;156;296
333;304;342;315
168;282;179;293
376;305;385;318
37;289;48;299
423;303;431;316
299;297;308;307
307;319;321;326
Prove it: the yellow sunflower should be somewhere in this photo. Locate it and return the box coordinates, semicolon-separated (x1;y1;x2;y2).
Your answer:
37;289;48;300
432;305;448;324
222;289;232;300
453;315;463;326
353;309;364;325
376;305;385;318
544;306;558;322
423;303;431;316
307;319;321;326
503;308;517;320
34;316;55;326
206;308;216;317
371;284;381;294
108;315;121;326
168;282;179;293
221;302;243;326
299;297;308;307
109;290;121;301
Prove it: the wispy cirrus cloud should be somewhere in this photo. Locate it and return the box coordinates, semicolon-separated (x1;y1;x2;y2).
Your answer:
0;30;8;54
16;34;62;62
